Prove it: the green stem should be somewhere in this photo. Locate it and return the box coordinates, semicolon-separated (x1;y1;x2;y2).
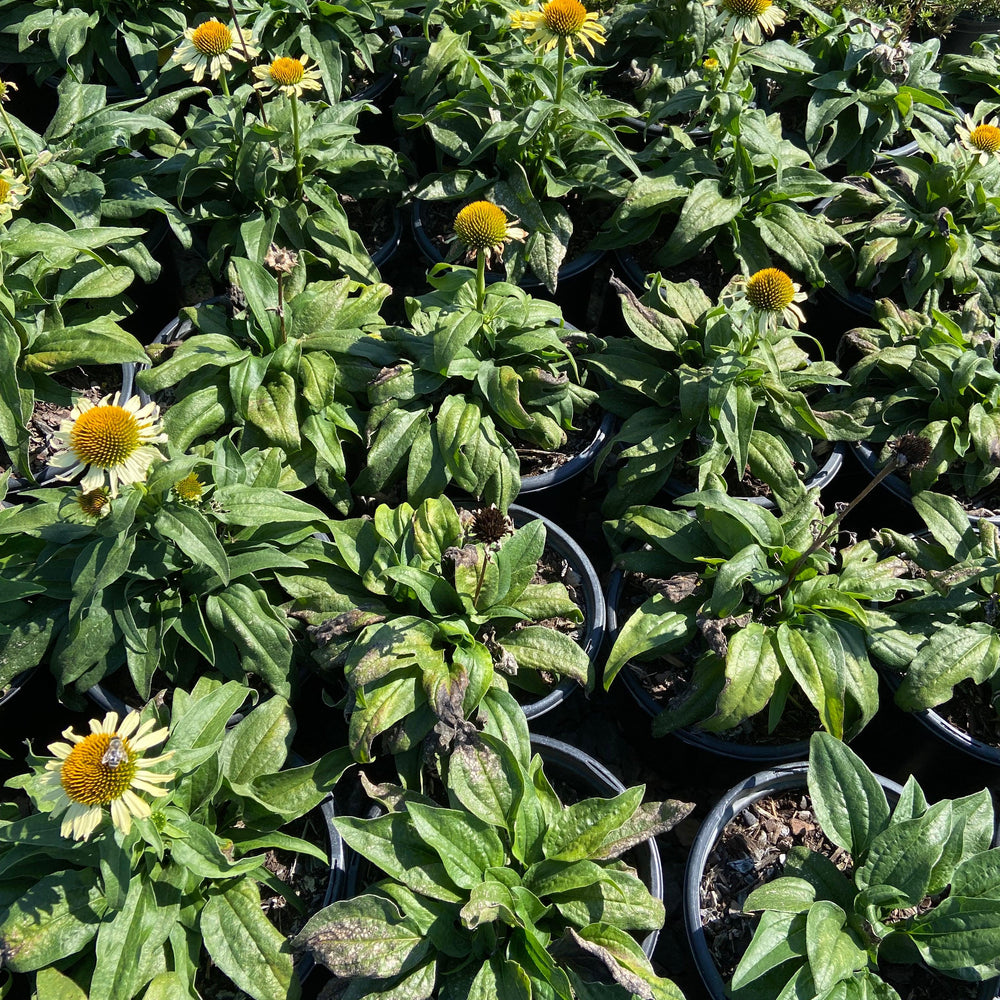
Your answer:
776;454;903;605
219;72;231;97
720;36;741;92
0;105;28;180
475;248;486;312
291;93;303;199
555;36;566;106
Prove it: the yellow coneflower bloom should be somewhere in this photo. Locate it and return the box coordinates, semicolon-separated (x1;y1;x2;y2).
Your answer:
706;0;786;44
738;267;807;327
174;472;204;503
253;55;323;99
510;0;607;58
449;201;528;268
48;393;166;497
956;113;1000;166
170;18;258;83
40;711;174;841
0;168;28;225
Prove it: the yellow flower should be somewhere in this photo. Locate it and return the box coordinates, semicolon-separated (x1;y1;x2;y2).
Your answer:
510;0;607;58
169;18;258;83
956;113;1000;166
253;54;323;99
704;57;720;71
40;710;174;841
449;201;529;268
0;168;28;225
741;267;807;326
706;0;786;44
48;393;166;497
0;77;17;103
174;472;204;503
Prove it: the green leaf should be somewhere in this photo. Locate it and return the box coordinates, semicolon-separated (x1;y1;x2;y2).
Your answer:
247;373;301;453
603;598;691;690
211;486;325;527
90;877;150;1000
141;973;194;1000
202;880;300;1000
543;786;643;862
165;679;249;753
703;621;780;731
731;910;807;991
776;623;846;739
808;732;890;858
896;623;999;711
154;504;229;586
805;900;867;993
908;895;1000;974
743;876;818;914
951;848;1000;899
500;626;591;686
448;732;525;833
332;813;463;903
406;802;506;889
0;869;105;973
221;695;293;785
293;894;430;979
657;178;743;266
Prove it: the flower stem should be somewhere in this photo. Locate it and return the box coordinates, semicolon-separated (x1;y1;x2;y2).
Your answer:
291;93;303;199
777;453;903;602
555;36;566;105
219;72;231;97
476;248;486;312
0;104;28;180
721;36;741;92
277;272;286;344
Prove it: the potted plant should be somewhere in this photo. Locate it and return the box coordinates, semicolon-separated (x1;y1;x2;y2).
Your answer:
684;731;1000;1000
603;488;924;757
349;254;603;508
873;489;1000;764
287;495;604;767
822;103;1000;312
0;440;330;703
400;8;639;292
295;686;692;999
0;679;352;999
829;298;1000;518
588;273;860;517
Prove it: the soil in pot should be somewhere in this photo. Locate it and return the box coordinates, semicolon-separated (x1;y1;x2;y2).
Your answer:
924;677;1000;748
616;575;818;747
700;788;983;1000
2;365;125;485
517;404;603;479
195;807;335;999
339;194;398;262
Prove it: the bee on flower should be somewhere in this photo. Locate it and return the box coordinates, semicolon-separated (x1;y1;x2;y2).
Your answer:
706;0;786;44
48;393;167;497
38;710;174;841
510;0;607;58
956;113;1000;166
169;18;258;83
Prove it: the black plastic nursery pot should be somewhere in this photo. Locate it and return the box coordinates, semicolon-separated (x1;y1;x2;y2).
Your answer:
852;437;1000;527
878;665;1000;769
682;761;999;1000
518;406;617;499
604;570;810;764
530;733;664;960
945;13;1000;54
660;442;846;511
339;733;665;963
506;503;607;721
410;199;607;293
